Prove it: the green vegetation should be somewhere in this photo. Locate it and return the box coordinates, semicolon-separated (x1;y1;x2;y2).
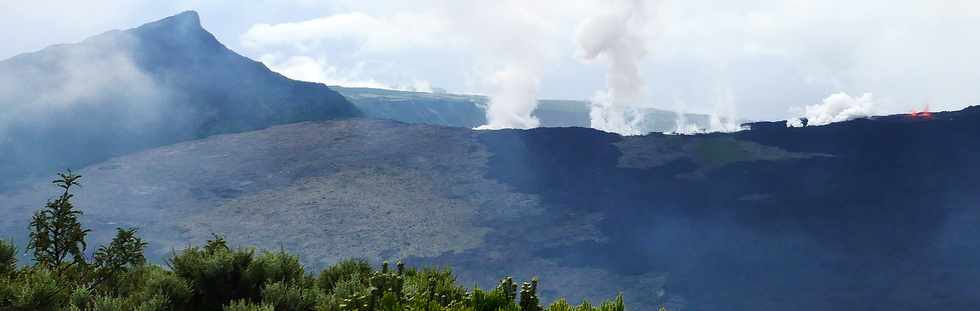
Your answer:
0;171;641;311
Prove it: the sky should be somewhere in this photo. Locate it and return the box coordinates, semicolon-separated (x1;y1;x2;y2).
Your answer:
2;0;980;122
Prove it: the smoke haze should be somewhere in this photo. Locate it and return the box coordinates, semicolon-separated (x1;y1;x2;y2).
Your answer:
0;12;359;187
576;0;655;135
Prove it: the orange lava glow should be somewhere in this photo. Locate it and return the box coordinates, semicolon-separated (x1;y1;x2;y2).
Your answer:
909;105;933;119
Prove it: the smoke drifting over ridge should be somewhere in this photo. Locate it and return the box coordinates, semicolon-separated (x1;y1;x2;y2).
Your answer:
787;92;875;127
0;11;359;187
576;0;656;135
0;21;191;185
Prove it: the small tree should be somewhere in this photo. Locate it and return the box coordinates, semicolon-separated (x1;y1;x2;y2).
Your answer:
93;227;148;273
27;170;90;275
518;278;541;311
91;227;148;293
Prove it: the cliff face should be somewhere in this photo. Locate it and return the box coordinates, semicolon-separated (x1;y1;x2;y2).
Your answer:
0;11;359;186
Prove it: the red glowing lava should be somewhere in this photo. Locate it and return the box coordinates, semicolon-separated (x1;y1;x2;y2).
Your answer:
909;105;933;120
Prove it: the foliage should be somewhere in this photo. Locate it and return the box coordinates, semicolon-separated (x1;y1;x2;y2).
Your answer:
318;258;373;294
225;300;275;311
402;267;468;307
168;243;257;310
0;171;643;310
262;281;322;311
132;265;194;308
28;170;90;275
0;267;68;311
92;227;149;294
0;239;16;277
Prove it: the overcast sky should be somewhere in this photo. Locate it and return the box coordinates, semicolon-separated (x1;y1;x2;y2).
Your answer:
2;0;979;121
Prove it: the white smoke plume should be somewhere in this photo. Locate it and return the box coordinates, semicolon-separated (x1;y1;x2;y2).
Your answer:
576;0;655;136
465;1;556;131
670;98;703;135
476;65;541;129
788;92;875;127
707;87;744;132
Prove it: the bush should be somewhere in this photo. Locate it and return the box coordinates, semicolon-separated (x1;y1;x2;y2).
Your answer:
0;239;16;277
69;286;93;309
0;171;642;311
132;265;194;309
245;249;309;298
168;244;257;310
262;281;322;311
0;268;69;311
317;259;372;294
402;267;467;307
225;299;275;311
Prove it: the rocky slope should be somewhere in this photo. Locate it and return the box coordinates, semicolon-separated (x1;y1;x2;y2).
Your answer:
4;106;980;310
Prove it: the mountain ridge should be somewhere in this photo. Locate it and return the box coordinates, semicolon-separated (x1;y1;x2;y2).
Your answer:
0;11;360;187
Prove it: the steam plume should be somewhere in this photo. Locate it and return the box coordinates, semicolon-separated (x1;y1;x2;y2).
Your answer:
788;92;874;127
576;0;654;136
477;65;542;130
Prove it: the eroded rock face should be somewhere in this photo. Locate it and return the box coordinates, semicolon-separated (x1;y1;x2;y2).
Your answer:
4;108;980;310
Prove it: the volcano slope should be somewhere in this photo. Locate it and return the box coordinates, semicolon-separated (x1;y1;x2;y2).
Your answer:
3;108;980;310
0;11;359;187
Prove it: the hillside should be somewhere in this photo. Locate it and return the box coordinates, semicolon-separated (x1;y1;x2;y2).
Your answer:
0;11;360;187
3;106;980;310
332;86;714;132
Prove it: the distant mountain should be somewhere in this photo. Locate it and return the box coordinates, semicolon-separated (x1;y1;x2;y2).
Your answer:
332;86;717;132
0;11;359;186
3;107;980;310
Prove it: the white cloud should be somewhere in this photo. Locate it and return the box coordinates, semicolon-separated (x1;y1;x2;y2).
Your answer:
4;0;980;123
260;54;432;92
241;11;446;53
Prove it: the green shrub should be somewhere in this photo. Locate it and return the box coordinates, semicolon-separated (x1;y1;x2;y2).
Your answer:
1;268;68;311
69;286;93;309
225;299;275;311
402;267;467;307
91;295;129;311
132;265;194;309
470;287;518;311
262;281;321;311
545;298;574;311
93;227;149;294
0;239;16;277
82;294;170;311
245;249;308;298
133;295;170;311
317;259;372;294
330;271;369;301
169;245;257;310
